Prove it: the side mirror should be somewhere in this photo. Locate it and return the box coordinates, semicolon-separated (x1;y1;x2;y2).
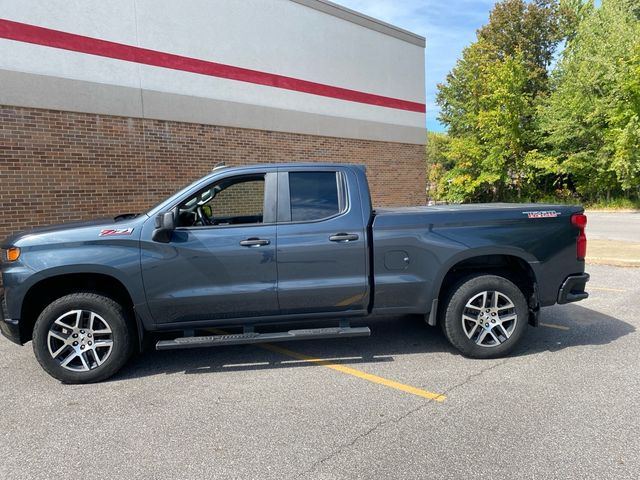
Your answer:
152;211;176;243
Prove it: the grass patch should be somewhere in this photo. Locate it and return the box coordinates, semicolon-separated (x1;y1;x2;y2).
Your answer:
583;198;640;210
519;196;640;210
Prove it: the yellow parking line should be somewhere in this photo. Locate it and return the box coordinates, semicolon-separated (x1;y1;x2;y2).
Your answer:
589;286;627;293
540;322;570;331
208;328;446;402
260;342;446;402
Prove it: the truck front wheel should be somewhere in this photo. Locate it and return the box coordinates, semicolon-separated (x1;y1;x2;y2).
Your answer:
32;293;134;383
441;274;528;359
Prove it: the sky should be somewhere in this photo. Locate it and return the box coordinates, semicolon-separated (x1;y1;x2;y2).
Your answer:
336;0;496;131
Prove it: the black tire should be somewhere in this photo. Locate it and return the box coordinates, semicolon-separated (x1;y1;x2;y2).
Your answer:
32;293;134;383
440;274;528;359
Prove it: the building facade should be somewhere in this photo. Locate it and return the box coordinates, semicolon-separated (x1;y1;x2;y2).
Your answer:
0;0;426;242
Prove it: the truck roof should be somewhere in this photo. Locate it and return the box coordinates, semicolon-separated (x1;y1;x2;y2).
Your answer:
212;162;366;171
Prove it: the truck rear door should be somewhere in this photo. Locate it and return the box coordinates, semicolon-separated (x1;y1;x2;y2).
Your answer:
275;167;369;315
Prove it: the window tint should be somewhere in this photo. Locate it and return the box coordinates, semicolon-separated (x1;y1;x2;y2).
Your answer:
289;172;341;221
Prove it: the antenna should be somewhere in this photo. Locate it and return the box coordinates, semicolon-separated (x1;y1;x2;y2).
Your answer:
212;162;226;172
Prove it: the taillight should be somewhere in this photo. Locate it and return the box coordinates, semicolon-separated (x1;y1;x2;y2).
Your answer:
571;213;587;260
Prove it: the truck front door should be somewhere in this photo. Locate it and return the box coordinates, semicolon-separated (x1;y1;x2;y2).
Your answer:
140;171;279;325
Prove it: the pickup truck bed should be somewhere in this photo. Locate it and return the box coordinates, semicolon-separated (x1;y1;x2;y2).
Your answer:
372;203;585;315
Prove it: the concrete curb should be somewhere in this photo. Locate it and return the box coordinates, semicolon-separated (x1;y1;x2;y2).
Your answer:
587;239;640;268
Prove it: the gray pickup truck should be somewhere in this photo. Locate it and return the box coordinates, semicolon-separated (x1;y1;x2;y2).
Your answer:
1;163;589;383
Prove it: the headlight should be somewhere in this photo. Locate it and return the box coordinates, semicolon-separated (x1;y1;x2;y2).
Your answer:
3;247;21;262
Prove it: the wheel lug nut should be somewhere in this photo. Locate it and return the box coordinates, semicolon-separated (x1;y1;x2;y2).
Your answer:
72;333;78;338
486;309;490;313
88;333;92;338
73;341;78;346
88;341;93;346
491;312;496;316
485;323;489;327
491;319;496;323
80;345;85;350
80;330;85;334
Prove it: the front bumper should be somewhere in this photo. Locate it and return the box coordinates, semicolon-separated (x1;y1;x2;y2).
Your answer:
557;273;590;304
0;294;22;345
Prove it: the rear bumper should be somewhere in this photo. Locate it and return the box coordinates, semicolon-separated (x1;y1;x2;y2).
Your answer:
557;273;590;304
0;294;22;345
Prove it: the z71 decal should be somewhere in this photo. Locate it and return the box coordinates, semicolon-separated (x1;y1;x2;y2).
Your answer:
99;228;134;237
522;210;560;219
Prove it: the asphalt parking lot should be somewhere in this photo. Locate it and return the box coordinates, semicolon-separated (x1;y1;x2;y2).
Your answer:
1;263;638;479
586;211;640;242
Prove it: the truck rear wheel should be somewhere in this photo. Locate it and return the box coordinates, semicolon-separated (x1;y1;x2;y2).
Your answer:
32;293;134;383
441;274;528;359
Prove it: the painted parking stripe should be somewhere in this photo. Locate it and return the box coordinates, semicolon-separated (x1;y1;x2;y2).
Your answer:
540;322;570;331
208;328;446;401
260;342;446;402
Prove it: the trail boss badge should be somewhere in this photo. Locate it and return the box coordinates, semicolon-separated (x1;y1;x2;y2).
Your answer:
522;210;560;219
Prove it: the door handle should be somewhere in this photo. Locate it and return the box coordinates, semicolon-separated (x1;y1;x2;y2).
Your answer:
239;238;271;247
329;233;359;242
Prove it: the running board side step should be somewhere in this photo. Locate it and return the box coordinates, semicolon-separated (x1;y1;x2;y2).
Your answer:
155;326;371;350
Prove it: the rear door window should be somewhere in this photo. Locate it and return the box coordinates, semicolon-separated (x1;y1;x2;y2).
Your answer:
289;172;343;221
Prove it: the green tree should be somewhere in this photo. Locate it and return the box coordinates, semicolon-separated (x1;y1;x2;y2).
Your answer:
436;0;564;202
436;0;640;204
437;47;551;201
558;0;595;43
477;0;563;96
425;131;451;200
541;0;640;200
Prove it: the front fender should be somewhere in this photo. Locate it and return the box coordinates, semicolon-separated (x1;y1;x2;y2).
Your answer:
3;241;146;322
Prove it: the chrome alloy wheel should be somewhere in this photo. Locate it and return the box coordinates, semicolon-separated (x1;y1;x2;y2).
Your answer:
47;310;114;372
461;290;518;348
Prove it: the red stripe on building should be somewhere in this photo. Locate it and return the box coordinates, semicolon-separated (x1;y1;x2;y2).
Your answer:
0;19;426;113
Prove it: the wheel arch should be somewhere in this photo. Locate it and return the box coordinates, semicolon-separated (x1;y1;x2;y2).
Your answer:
19;271;140;345
431;250;539;327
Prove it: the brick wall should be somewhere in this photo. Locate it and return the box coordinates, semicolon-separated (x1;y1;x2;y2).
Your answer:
0;105;426;243
209;179;265;219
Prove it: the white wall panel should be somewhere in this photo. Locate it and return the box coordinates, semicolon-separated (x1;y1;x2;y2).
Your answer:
0;0;138;43
134;0;425;101
0;0;426;143
0;41;141;89
137;65;424;127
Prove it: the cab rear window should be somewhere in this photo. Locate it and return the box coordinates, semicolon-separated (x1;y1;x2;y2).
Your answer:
289;172;341;221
